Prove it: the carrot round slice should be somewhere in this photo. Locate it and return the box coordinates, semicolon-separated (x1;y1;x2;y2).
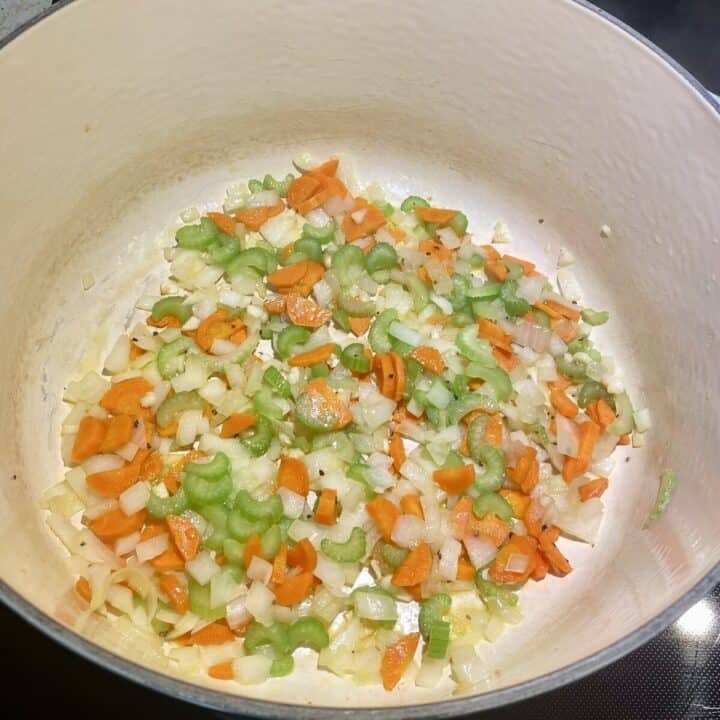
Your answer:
285;293;332;328
71;415;108;463
415;207;458;224
89;508;146;541
100;377;153;416
408;345;445;374
166;515;201;561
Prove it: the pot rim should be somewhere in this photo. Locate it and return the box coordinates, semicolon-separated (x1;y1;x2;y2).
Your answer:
1;0;718;716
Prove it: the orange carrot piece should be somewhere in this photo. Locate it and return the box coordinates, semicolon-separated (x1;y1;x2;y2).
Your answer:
562;455;580;484
373;353;396;400
523;498;544;538
166;515;201;561
315;488;338;526
488;535;538;584
532;301;562;320
100;377;153;416
75;576;92;603
595;398;616;428
71;415;108;463
264;295;287;314
388;433;406;474
342;198;387;241
481;244;501;261
484;261;508;282
294;260;326;296
456;557;476;581
521;455;539;494
418;239;454;268
147;314;182;329
388;351;405;402
86;448;148;498
349;316;371;336
300;378;352;430
433;464;475;494
206;211;236;235
499;488;531;519
484;413;503;448
267;261;309;289
544;299;581;322
576;420;601;473
579;477;609;501
220;412;257;438
286;292;332;328
415;207;458;224
408;345;445;374
492;346;519;372
98;414;134;453
287;175;322;211
287;538;317;572
553;320;578;344
548;375;573;391
273;571;315;606
307;158;339;177
158;573;189;613
277;456;309;496
538;526;572;576
271;543;288;585
150;545;185;572
288;342;336;367
234;202;284;231
400;494;424;519
381;632;420;691
366;496;401;541
243;534;263;568
502;254;536;275
478;319;513;352
473;513;511;547
196;309;234;352
550;388;579;418
531;552;550;581
89;508;146;541
208;661;234;680
618;433;631;445
179;622;235;646
392;542;432;587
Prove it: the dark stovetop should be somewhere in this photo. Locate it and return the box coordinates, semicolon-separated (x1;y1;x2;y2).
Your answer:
4;0;720;718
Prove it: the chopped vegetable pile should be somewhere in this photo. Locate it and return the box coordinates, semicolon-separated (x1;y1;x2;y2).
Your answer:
47;156;652;692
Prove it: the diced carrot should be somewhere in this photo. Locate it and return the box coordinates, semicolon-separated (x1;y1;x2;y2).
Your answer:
287;538;317;572
562;456;580;484
206;211;236;235
342;197;387;241
400;494;424;519
508;446;538;494
243;534;263;568
137;451;162;485
277;456;309;496
288;342;336;367
538;526;572;576
388;225;406;242
314;488;338;526
502;254;536;275
404;584;425;602
307;158;339;178
129;343;145;360
274;571;315;606
208;661;234;680
100;377;153;416
158;573;189;613
392;542;432;587
366;496;401;541
71;415;108;463
531;552;550;581
75;576;92;603
220;413;257;438
285;293;332;328
532;301;562;320
294;260;326;296
147;315;182;329
473;513;511;547
287;175;322;211
553;320;578;344
388;433;406;474
488;535;538;584
491;346;519;372
484;413;503;448
349;316;371;336
271;543;288;585
418;239;454;270
234;202;284;231
373;353;396;400
86;448;148;498
477;319;513;352
415;207;457;224
417;266;431;285
576;420;601;473
456;557;476;581
433;464;475;494
267;261;308;289
579;477;609;501
177;621;235;646
150;544;185;572
484;261;508;282
480;244;501;261
98;414;134;453
408;345;445;374
166;515;201;561
157;419;179;439
548;375;573;391
499;488;531;518
523;498;544;538
264;295;287;314
389;351;406;402
618;433;631;445
196;309;245;352
380;632;420;691
89;508;146;541
300;378;353;430
596;399;616;428
544;299;581;322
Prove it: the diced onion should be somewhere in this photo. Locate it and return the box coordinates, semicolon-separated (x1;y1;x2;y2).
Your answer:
391;514;426;548
107;584;134;615
633;408;652;433
313;555;346;590
185;551;221;585
278;487;305;519
83;454;124;475
115;531;141;556
104;335;131;374
246;556;273;584
436;226;461;249
548;334;568;356
176;409;208;447
135;533;169;564
511;321;550;352
556;268;583;303
210;570;245;609
438;537;462;580
247;190;280;207
463;535;498;569
505;553;530;574
226;592;251;630
115;441;140;462
210;338;238;356
232;655;272;684
387;321;422;348
450;644;487;685
119;481;150;516
354;591;397;621
516;275;545;305
245;580;275;625
199;377;227;404
416;657;445;688
556;415;580;458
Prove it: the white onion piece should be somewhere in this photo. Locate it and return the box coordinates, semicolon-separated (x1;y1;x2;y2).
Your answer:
233;655;272;684
512;320;551;352
185;551;220;585
246;556;273;584
451;645;487;686
391;515;426;548
119;481;150;516
83;454;124;475
354;591;397;621
313;555;346;590
107;584;134;615
115;442;139;462
226;592;252;630
115;531;141;557
505;553;530;574
400;460;433;494
516;275;545;305
416;657;445;688
199;377;227;404
438;537;462;580
247;190;280;207
176;409;208;446
210;338;238;356
548;334;568;357
278;487;305;519
210;570;245;609
104;335;131;374
245;580;275;625
429;292;453;315
556;415;580;458
556;268;583;303
83;498;118;520
592;431;619;461
436;226;461;249
135;533;169;564
463;535;498;569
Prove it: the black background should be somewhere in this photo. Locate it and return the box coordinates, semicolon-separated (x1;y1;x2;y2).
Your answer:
5;1;720;717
